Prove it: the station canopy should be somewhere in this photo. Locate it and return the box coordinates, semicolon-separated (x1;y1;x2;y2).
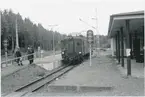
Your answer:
108;11;144;38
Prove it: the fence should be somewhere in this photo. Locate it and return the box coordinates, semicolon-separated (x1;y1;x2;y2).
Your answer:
1;52;41;68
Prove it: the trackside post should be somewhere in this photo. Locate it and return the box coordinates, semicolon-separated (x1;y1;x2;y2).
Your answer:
90;44;92;66
87;30;94;66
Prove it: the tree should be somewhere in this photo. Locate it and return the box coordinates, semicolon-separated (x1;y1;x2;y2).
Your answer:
1;9;64;54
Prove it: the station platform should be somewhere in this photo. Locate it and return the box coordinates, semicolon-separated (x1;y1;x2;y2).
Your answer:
35;50;144;96
117;58;144;78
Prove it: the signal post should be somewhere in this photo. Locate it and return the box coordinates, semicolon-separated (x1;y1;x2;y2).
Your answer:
87;30;94;66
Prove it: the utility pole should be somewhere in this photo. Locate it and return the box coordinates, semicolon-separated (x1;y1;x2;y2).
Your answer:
52;27;55;56
0;10;1;39
92;8;100;57
96;8;100;50
1;11;8;66
48;25;58;68
0;10;2;62
89;44;92;66
15;17;19;48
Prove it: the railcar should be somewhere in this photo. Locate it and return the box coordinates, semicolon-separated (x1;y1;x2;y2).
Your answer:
61;36;89;64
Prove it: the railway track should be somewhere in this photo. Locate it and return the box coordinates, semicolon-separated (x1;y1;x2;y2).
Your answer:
14;64;76;93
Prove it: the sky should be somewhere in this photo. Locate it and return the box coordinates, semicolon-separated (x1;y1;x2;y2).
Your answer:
0;0;144;35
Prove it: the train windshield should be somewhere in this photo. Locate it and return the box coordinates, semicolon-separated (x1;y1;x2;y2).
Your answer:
61;40;66;50
61;39;74;54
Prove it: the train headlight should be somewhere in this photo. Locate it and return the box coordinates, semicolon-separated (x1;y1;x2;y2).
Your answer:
79;52;82;54
62;52;64;54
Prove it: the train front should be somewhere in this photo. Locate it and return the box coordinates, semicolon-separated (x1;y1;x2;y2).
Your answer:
60;37;75;64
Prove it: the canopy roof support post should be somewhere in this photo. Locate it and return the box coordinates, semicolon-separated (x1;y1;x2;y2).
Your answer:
120;27;124;67
117;31;120;64
126;20;131;76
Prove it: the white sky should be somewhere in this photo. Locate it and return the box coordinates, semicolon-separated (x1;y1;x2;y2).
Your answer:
0;0;144;35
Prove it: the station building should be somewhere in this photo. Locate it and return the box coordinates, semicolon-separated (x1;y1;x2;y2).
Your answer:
108;11;144;75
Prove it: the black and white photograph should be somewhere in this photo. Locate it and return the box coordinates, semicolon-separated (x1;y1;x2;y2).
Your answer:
0;0;144;96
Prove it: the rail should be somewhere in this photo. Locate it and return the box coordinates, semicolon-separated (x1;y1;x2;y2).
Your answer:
1;52;41;68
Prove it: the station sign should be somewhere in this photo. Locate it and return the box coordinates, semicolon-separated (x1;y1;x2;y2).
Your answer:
87;30;94;44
